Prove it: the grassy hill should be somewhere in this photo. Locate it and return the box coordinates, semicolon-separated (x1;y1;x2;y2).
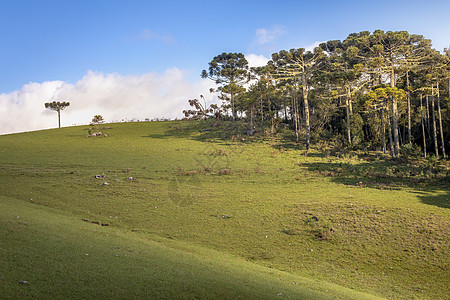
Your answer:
0;121;448;299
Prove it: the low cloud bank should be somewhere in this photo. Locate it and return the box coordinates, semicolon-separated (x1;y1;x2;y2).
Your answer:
0;53;271;135
0;68;214;135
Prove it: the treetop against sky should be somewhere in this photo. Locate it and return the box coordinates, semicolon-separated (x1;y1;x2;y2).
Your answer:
0;0;448;134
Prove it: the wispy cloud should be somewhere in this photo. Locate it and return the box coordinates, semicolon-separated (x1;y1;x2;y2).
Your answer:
0;69;215;135
134;29;175;44
254;25;286;45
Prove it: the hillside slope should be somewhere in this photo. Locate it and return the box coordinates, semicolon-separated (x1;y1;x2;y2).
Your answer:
0;196;380;299
0;121;448;299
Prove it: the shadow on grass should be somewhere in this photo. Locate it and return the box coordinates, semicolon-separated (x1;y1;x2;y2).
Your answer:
302;155;449;209
143;120;449;209
146;133;171;139
412;190;450;209
143;120;275;146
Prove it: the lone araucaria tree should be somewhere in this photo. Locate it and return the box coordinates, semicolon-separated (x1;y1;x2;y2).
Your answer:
44;101;70;128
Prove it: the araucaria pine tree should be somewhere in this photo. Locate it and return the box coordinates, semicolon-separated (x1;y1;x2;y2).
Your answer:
44;101;70;128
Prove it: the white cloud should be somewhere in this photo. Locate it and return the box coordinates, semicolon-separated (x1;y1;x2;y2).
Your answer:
245;54;270;68
254;25;286;45
304;41;324;52
0;69;216;135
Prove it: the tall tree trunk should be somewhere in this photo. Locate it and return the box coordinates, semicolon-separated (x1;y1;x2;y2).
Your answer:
302;75;311;150
420;94;427;158
271;117;274;134
381;105;386;154
392;96;400;157
294;100;299;142
389;64;399;157
426;95;430;132
431;94;439;158
436;83;446;159
298;98;302;130
348;93;353;115
400;125;404;146
231;92;235;124
406;71;411;143
386;100;395;157
292;91;299;142
289;92;295;127
57;109;61;128
297;88;303;131
284;104;288;122
250;106;254;131
268;96;273;134
345;86;352;146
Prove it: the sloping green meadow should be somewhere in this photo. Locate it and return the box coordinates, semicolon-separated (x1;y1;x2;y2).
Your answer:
0;121;448;299
1;195;379;300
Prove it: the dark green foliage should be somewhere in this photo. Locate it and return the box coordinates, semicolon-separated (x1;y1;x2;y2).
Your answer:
195;30;449;159
350;113;364;147
202;53;249;122
44;101;70;111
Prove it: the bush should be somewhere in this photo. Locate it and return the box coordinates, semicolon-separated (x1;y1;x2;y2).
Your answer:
400;143;422;159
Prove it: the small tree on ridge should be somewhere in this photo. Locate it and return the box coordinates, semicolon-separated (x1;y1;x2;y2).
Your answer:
44;101;70;128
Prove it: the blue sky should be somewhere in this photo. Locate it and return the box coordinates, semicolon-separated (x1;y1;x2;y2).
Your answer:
0;0;449;134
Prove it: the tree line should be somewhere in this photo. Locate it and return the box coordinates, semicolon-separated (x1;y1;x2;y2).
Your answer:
190;30;449;159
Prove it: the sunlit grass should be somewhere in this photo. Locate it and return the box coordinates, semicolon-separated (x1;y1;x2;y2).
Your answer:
0;120;448;299
2;196;383;299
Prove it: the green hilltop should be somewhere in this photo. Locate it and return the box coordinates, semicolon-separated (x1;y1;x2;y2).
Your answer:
0;121;448;299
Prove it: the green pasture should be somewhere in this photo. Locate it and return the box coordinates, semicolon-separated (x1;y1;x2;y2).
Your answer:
0;121;448;299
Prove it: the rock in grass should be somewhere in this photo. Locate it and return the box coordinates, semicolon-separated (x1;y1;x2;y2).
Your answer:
19;281;29;285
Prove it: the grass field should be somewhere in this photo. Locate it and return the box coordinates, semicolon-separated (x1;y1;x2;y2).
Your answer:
0;120;448;299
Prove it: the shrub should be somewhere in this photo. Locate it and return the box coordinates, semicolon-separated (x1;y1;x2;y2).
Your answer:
400;143;422;159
